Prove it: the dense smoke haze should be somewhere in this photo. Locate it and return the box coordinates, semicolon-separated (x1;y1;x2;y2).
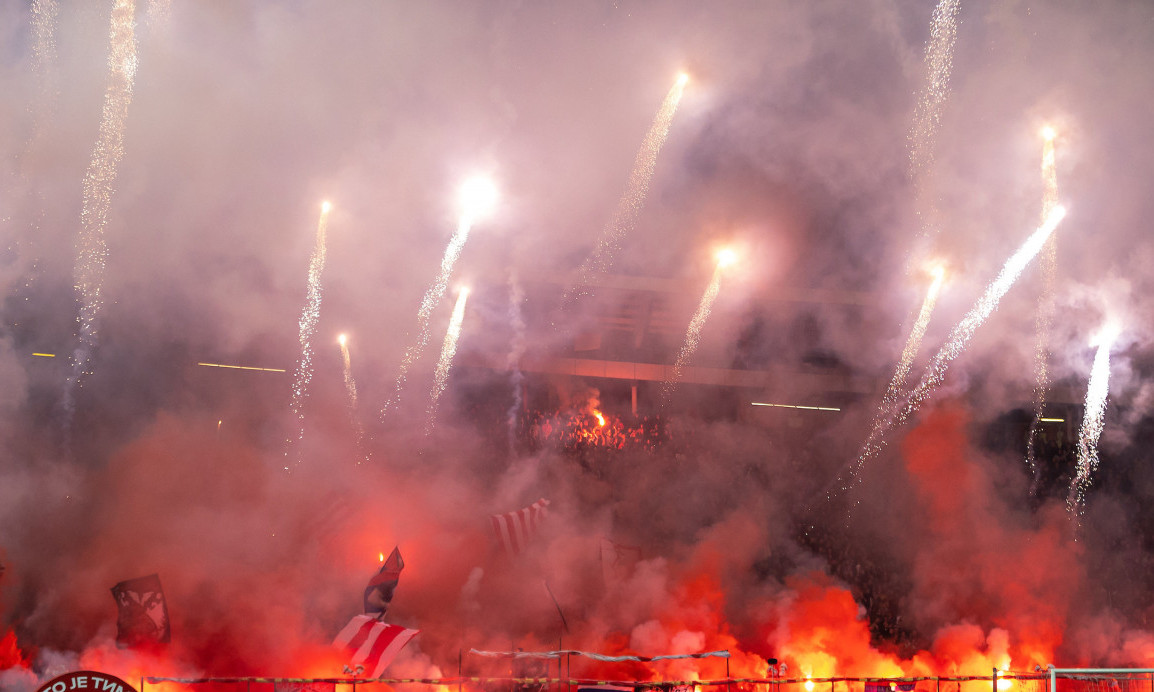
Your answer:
3;1;1154;689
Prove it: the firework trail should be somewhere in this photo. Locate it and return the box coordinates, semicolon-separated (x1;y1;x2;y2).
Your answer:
568;74;688;301
827;206;1067;502
1067;326;1118;529
662;250;734;403
338;334;368;463
382;177;495;417
29;0;60;132
426;287;470;433
62;0;138;429
908;0;960;240
285;202;332;468
881;266;946;410
506;274;527;451
1026;126;1061;483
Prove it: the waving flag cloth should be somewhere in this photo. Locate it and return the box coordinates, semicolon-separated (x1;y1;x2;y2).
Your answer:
333;615;419;678
364;547;404;615
491;498;550;556
111;573;170;649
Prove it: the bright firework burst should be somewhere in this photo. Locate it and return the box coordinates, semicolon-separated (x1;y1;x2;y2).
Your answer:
832;206;1067;500
662;248;734;402
382;177;496;418
1026;125;1062;483
426;286;471;433
569;73;688;300
63;0;138;428
1067;324;1119;529
285;201;332;468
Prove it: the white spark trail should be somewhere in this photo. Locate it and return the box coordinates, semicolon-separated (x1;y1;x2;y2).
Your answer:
569;75;687;300
339;335;368;464
382;216;473;416
286;203;332;467
662;262;725;403
1026;130;1061;481
426;287;470;433
506;274;527;450
1068;330;1116;528
831;206;1067;500
63;0;137;427
909;0;961;240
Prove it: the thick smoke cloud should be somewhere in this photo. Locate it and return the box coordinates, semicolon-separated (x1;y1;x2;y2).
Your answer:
3;0;1154;688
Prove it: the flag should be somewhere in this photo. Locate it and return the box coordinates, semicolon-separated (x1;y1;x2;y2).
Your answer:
333;614;419;678
364;547;404;614
110;573;170;648
490;498;550;556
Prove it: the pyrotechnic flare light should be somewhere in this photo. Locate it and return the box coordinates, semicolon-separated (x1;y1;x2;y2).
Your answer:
662;254;731;402
1026;123;1063;483
426;287;471;433
337;333;366;461
908;0;961;240
832;206;1068;502
716;247;737;268
286;201;333;467
877;262;948;423
458;176;498;221
64;0;138;426
569;73;688;299
384;181;496;417
1068;323;1119;527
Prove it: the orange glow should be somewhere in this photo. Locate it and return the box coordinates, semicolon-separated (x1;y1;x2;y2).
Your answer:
593;409;606;427
379;552;385;563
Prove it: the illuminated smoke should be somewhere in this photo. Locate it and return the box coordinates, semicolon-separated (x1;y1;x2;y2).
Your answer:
285;202;332;467
426;286;470;433
383;177;496;417
833;206;1067;500
1067;326;1118;528
1026;127;1061;483
570;74;688;299
908;0;961;239
662;250;733;402
338;333;367;462
506;274;527;450
63;0;138;427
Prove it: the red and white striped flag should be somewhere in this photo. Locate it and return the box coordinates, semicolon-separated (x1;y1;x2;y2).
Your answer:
490;498;550;556
332;615;419;678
